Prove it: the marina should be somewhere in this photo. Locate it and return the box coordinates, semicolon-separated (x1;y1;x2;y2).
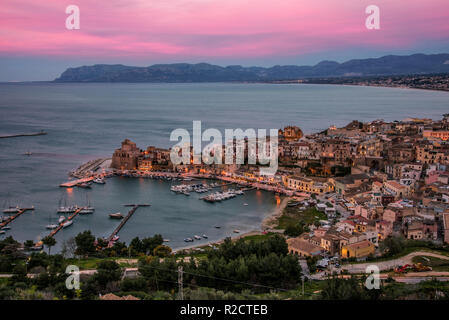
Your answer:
0;207;35;229
35;207;82;248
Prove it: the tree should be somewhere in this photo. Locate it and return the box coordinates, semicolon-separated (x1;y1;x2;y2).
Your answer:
24;240;34;249
142;235;163;255
42;236;56;255
61;237;77;258
74;231;96;257
153;245;172;258
380;236;405;256
94;260;123;288
130;237;144;255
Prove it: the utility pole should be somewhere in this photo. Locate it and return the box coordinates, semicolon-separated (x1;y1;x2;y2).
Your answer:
301;276;305;296
178;265;183;300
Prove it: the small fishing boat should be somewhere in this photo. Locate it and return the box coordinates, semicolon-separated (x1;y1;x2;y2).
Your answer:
0;231;5;235
214;226;221;229
77;182;91;189
58;216;66;224
46;224;58;230
202;234;208;239
93;178;106;184
1;226;11;231
109;212;124;219
233;229;240;233
111;235;120;241
62;220;73;228
163;239;171;242
194;235;201;240
184;238;194;242
243;203;249;206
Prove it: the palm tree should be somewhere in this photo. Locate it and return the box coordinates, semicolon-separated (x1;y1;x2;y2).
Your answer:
42;236;56;255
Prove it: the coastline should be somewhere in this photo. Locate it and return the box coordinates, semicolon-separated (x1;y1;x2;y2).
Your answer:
173;196;290;253
261;196;290;230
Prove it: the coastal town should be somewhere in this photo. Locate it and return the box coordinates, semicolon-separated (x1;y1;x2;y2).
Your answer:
3;113;449;300
63;113;449;269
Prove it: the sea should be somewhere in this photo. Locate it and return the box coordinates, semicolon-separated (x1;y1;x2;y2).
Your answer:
0;82;448;251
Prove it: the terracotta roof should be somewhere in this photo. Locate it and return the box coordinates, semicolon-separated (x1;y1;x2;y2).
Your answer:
343;240;374;251
287;238;323;254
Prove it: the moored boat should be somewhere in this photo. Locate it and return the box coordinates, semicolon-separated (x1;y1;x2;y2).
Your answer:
194;235;201;240
93;178;106;184
80;207;95;214
109;212;124;219
46;224;58;230
3;206;20;214
62;220;73;228
77;182;92;189
57;206;77;214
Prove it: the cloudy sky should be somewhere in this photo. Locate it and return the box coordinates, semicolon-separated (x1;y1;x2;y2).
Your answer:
1;0;448;81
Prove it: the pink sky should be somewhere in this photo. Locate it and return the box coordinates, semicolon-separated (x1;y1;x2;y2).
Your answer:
1;0;448;62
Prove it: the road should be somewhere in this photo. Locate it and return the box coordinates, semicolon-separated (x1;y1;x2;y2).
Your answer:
341;251;449;273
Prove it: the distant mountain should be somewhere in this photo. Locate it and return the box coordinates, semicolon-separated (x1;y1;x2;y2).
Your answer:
54;53;449;82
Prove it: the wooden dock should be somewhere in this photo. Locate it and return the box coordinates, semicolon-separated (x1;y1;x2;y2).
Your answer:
106;204;149;243
60;177;94;187
34;208;82;248
0;207;34;228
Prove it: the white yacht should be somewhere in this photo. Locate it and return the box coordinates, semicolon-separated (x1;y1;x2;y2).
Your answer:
80;207;95;214
3;206;20;214
62;220;73;228
93;177;106;184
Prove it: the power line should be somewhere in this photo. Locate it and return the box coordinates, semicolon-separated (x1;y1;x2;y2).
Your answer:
140;264;292;292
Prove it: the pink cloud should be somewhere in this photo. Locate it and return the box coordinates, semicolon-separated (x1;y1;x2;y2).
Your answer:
0;0;448;61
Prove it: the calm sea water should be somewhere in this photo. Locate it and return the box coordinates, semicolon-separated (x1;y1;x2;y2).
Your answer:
0;82;448;250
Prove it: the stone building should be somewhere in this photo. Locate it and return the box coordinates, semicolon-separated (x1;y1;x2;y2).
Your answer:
111;139;141;170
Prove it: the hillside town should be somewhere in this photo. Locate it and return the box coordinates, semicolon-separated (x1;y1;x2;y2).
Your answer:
109;114;449;266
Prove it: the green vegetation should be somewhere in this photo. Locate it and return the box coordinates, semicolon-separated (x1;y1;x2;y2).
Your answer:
138;235;302;294
412;256;449;271
346;236;449;264
277;206;327;232
2;231;449;300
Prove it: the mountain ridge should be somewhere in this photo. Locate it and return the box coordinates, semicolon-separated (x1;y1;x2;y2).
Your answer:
54;53;449;82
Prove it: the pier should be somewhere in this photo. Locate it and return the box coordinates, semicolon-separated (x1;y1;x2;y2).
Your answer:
106;204;148;243
70;158;111;178
34;207;82;248
60;177;94;187
0;131;47;139
0;207;34;228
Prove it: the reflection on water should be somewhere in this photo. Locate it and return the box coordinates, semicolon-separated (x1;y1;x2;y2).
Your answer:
1;177;278;252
